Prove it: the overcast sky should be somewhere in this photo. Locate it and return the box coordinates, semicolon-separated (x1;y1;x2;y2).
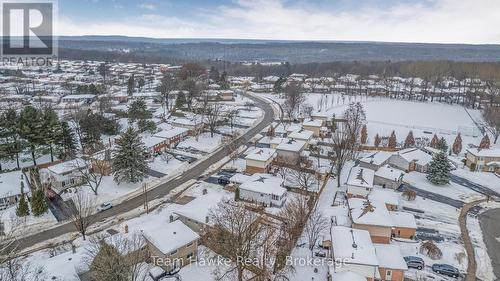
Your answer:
57;0;500;44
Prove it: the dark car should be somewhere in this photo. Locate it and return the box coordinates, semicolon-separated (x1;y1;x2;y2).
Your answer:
218;177;230;185
432;264;460;278
404;256;425;270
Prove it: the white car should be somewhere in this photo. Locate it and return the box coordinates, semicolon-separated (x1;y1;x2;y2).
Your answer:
97;202;113;212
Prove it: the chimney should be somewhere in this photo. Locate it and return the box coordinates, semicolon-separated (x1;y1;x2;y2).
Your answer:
205;216;209;223
169;215;174;223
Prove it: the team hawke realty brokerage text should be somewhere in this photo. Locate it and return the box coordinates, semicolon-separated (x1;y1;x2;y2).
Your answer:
1;0;58;67
152;255;351;268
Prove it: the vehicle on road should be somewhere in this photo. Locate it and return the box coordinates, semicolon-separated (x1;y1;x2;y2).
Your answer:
314;251;326;258
432;264;460;278
404;256;425;270
218;177;230;185
97;202;113;212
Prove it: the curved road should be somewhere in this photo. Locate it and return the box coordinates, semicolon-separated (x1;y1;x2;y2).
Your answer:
3;91;275;254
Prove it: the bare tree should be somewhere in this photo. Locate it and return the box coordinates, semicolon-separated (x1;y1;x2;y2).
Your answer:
157;74;178;118
65;191;96;241
329;103;366;187
483;106;500;144
206;102;223;138
84;232;147;281
73;158;107;196
203;200;268;281
225;109;239;134
288;168;318;192
305;207;329;254
283;82;305;121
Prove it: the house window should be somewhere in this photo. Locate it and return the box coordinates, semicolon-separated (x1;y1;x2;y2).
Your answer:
386;270;392;278
186;252;193;260
62;181;66;187
186;242;193;247
170;249;178;255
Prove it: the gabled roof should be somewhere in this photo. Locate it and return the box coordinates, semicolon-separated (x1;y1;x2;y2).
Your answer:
348;198;393;227
245;148;277;162
142;220;199;254
347;167;375;189
331;226;378;266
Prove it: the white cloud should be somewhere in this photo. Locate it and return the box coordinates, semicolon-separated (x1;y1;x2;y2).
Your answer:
57;0;500;44
139;3;157;11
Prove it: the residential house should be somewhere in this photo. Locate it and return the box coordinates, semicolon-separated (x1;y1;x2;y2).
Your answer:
465;148;500;173
245;148;277;174
389;148;433;173
43;159;88;192
330;226;380;280
142;220;200;273
0;170;30;210
153;126;189;149
302;119;323;137
368;188;399;211
348;198;393;244
374;165;404;190
347;167;375;198
288;129;314;144
174;189;229;233
360;151;393;171
374;244;408;281
238;174;287;207
389;211;417;240
275;139;307;165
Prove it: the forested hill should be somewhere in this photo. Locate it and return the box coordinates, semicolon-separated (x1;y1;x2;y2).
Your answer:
58;36;500;64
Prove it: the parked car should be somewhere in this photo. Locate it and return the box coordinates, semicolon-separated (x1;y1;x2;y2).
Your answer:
432;264;460;278
218;177;230;185
404;256;425;270
97;202;113;212
314;251;326;258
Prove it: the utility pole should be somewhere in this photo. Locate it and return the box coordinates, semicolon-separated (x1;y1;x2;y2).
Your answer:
143;183;149;214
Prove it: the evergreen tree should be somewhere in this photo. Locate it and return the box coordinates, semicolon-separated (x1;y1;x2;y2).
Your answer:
437;137;448;152
374;133;381;147
404;131;415;148
175;92;186;109
57;121;77;160
31;187;48;216
452;133;462;155
19;106;44;165
128;99;152;122
16;182;29;217
388;131;397;148
127;74;135;96
42;107;62;162
426;152;451;185
360;125;368;144
234;188;240;201
112;128;148;184
273;77;286;93
430;134;439;148
0;108;23;169
479;135;491;149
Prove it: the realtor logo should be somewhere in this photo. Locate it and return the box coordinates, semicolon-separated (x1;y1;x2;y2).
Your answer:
1;0;57;66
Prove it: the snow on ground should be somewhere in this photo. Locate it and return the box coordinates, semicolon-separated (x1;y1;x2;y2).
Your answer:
452;168;500;194
61;176;143;206
405;171;483;202
177;133;223;154
148;155;188;175
0;152;57;171
468;214;495;281
1;203;58;234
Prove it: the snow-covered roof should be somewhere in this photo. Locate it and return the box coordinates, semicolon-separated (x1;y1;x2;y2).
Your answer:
239;174;286;197
0;170;29;198
348;198;393;227
47;158;87;175
368;188;399;207
141;136;166;148
153;126;189;139
331;226;378;266
275;139;306;152
229;173;254;184
375;165;404;181
347;167;375;189
142;220;200;254
466;148;500;158
389;211;417;229
302;119;323;127
396;148;433;166
330;272;367;281
174;189;229;225
374;244;408;270
245;148;277;162
288;129;314;141
360;151;392;166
